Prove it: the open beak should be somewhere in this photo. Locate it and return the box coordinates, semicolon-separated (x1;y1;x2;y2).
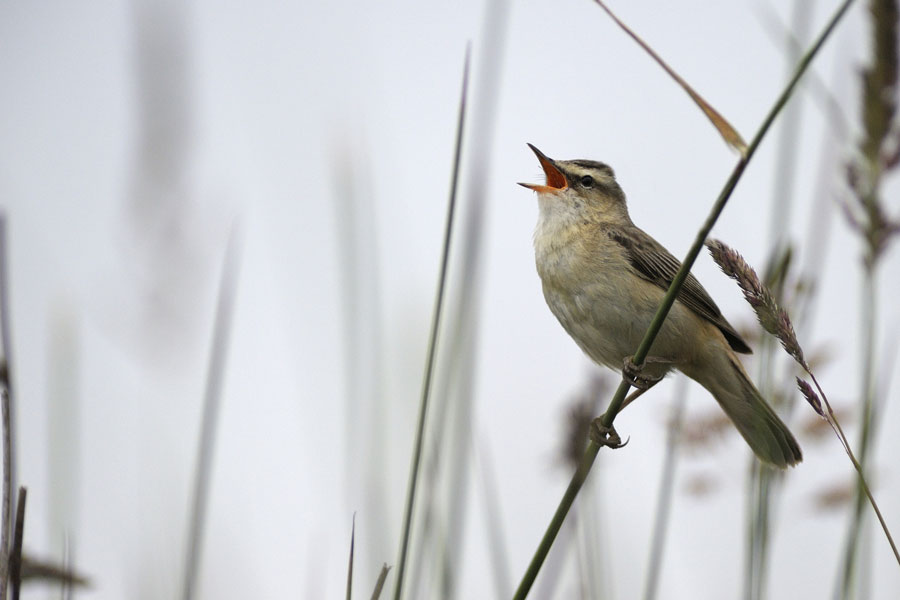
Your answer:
518;143;568;193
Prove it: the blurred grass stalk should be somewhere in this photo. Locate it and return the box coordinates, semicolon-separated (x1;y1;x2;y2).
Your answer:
391;47;472;600
427;2;512;596
47;307;81;585
475;437;511;599
838;0;899;596
396;0;512;596
642;378;687;600
512;1;856;596
745;5;812;591
181;227;241;600
0;214;18;600
332;141;390;569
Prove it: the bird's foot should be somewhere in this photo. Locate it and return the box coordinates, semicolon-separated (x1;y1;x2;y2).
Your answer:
622;355;666;390
590;419;628;449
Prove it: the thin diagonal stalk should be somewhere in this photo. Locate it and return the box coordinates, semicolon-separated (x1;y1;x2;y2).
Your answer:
512;2;855;596
181;227;242;600
392;48;470;600
802;368;900;569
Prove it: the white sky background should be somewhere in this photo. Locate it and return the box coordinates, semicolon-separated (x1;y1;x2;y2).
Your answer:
1;0;900;598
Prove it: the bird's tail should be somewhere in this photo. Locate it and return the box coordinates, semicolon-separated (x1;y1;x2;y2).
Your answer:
693;350;802;468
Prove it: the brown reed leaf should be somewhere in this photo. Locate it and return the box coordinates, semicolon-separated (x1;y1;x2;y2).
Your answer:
592;0;748;155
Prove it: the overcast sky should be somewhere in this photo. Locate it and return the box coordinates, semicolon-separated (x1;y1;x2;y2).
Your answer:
1;1;899;598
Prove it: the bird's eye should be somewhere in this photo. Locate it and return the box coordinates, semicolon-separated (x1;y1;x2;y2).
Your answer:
580;175;594;188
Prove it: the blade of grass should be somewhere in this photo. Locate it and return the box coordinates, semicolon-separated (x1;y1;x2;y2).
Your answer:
9;488;24;600
512;3;855;597
592;0;748;154
180;226;242;600
370;564;391;600
0;214;16;600
392;46;470;600
0;390;8;600
347;514;356;600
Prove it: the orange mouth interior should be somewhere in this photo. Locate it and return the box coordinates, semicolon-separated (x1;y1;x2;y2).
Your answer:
519;144;568;192
536;154;567;190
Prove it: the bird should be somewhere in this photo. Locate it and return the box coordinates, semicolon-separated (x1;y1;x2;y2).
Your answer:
519;143;801;468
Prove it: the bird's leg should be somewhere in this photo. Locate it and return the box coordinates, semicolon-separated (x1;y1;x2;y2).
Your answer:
589;419;628;449
620;386;651;412
622;355;676;390
591;358;675;451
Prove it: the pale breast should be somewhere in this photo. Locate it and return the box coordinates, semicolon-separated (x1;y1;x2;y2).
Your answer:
535;229;699;376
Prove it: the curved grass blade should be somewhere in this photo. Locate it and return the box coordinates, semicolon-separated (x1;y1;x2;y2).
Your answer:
592;0;748;155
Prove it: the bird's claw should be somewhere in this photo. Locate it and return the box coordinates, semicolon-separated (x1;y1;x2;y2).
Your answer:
622;356;663;390
590;419;629;449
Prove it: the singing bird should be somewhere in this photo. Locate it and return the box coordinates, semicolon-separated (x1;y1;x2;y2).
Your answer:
520;144;801;467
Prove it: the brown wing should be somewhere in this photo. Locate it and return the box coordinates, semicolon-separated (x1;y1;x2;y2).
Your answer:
607;227;752;354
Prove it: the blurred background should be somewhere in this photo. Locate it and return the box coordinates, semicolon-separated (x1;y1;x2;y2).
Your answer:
1;0;899;598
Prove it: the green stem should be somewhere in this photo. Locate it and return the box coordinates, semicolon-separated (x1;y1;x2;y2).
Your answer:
512;2;855;597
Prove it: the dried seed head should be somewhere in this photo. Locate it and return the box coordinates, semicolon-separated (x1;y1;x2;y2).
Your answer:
706;239;807;367
797;377;824;418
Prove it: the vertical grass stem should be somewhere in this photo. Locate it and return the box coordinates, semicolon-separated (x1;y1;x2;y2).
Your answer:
391;48;470;600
